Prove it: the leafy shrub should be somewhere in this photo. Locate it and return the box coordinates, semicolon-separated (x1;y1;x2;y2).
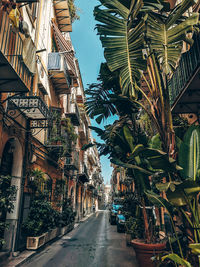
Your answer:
23;198;61;237
0;176;16;249
125;216;144;239
60;198;76;226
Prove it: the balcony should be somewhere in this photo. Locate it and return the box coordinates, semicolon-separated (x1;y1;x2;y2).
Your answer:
78;163;89;183
87;179;95;190
92;173;103;184
46;145;64;163
78;123;87;142
53;0;72;32
65;102;80;126
169;33;200;114
48;53;71;94
0;10;32;92
64;150;79;172
8;96;50;120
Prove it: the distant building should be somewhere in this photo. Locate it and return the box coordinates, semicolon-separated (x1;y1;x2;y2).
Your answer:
104;182;111;205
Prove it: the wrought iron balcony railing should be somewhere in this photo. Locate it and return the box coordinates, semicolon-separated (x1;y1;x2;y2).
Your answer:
78;163;89;183
8;96;50;120
48;53;71;94
169;33;200;112
64;150;79;171
0;10;32;92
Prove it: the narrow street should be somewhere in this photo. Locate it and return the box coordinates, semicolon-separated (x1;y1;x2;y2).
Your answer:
21;211;138;267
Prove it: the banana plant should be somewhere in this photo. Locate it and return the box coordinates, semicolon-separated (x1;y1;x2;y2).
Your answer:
145;125;200;265
94;0;199;157
179;125;200;181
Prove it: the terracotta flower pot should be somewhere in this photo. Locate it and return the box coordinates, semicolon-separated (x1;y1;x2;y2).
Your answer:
131;239;166;267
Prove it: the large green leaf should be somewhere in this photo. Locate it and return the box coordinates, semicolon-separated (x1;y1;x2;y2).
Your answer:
166;179;200;206
147;0;199;74
81;143;95;151
148;134;162;150
145;190;174;215
85;63;119;123
123;125;135;152
94;0;147;97
146;153;182;173
162;253;191;267
88;126;105;136
110;158;153;175
179;126;200;181
189;243;200;255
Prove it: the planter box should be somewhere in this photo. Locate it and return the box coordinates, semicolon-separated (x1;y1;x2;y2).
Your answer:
26;223;75;250
45;228;59;243
26;228;59;250
26;233;46;250
60;222;75;236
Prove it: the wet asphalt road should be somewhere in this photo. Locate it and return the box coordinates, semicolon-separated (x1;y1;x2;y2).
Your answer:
22;210;138;267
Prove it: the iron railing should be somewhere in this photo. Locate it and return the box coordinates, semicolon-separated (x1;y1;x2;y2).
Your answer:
8;96;50;119
65;150;79;170
169;33;200;105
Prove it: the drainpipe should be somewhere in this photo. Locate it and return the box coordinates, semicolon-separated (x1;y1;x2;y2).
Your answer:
13;119;30;252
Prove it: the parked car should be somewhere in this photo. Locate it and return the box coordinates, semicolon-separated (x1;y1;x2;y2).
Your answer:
116;213;126;233
109;204;122;225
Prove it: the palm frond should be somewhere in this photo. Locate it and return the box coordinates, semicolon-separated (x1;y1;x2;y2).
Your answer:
94;0;147;98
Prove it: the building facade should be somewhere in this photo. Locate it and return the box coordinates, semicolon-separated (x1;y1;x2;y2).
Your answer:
0;0;102;255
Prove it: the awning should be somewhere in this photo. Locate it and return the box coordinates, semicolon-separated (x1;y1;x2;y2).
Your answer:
51;21;76;77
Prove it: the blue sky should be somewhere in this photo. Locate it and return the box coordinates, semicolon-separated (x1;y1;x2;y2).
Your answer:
70;0;113;184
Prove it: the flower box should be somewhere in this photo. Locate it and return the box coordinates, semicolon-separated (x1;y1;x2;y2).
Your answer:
26;228;59;250
26;233;46;250
45;228;59;243
26;223;75;250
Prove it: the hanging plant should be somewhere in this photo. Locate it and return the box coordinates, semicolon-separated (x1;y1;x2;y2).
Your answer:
61;118;78;144
68;0;80;23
